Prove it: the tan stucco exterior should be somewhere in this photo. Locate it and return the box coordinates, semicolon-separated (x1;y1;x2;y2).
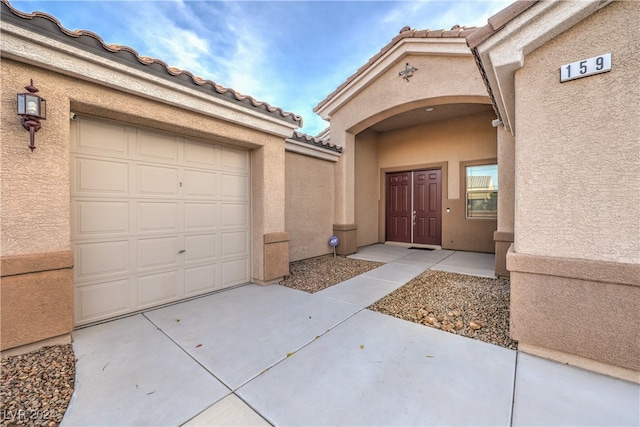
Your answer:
4;0;638;385
510;0;639;378
285;151;336;261
1;13;297;349
316;38;500;255
354;111;498;251
473;0;640;381
514;1;639;264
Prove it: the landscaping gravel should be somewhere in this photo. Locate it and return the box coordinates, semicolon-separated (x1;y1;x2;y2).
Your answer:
1;344;75;426
282;255;517;350
280;254;384;293
370;270;517;349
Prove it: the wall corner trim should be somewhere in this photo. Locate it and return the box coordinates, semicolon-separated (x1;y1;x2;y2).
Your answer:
506;247;640;287
264;232;290;244
1;251;74;277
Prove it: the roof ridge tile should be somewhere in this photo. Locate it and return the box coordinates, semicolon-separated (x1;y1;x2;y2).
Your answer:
291;130;342;153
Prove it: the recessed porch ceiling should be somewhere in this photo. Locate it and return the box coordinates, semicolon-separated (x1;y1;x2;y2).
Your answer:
369;103;495;133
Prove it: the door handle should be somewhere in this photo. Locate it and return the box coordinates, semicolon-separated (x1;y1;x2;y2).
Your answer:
178;249;186;254
413;211;417;226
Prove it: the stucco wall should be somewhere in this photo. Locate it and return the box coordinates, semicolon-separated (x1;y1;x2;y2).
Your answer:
2;60;289;275
325;47;490;241
362;111;497;252
285;151;335;261
337;53;489;135
1;57;292;348
354;130;380;247
1;62;71;256
514;0;640;263
2;60;285;257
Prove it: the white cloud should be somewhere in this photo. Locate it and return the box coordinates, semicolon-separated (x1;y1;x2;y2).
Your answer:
118;3;212;78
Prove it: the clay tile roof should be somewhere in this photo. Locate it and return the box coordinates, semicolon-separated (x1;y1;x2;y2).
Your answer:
466;1;538;48
314;24;478;113
1;0;302;127
290;131;342;153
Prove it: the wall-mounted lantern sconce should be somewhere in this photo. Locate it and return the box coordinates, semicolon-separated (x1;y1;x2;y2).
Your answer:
17;79;46;151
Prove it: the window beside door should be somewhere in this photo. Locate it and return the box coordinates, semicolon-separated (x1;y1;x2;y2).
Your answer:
466;164;498;219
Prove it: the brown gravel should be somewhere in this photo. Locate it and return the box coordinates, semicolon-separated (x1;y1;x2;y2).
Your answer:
282;255;516;350
370;270;517;349
1;345;75;427
280;254;384;293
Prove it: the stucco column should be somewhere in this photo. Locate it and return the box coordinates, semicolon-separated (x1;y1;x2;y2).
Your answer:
332;130;357;255
494;127;515;277
251;138;290;285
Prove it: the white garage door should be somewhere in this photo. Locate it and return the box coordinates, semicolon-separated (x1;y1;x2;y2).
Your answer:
71;117;250;326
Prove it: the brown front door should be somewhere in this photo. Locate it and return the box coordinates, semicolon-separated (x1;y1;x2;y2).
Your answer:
413;169;441;245
386;172;411;243
386;169;441;245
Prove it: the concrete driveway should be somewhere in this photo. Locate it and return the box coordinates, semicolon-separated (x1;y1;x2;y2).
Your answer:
61;247;640;426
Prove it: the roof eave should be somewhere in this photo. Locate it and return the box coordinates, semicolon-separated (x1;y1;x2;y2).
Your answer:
0;0;302;129
314;36;473;120
467;0;613;135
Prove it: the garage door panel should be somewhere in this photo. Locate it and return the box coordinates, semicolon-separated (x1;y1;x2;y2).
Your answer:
75;240;129;279
221;146;249;172
136;129;179;163
138;237;180;269
221;174;249;200
185;203;218;230
185;264;220;296
185;140;218;167
184;234;217;262
137;164;178;196
74;157;129;195
221;203;249;229
74;120;128;156
137;202;179;232
138;271;180;308
72;117;250;326
76;279;130;323
222;258;250;286
221;231;249;258
184;170;218;198
73;200;129;237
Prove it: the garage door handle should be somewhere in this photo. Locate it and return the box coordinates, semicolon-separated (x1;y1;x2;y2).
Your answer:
178;249;186;254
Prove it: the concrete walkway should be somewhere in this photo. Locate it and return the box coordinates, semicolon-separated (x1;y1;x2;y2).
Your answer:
61;246;640;426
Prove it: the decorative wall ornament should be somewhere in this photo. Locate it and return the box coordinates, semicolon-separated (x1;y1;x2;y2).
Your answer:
399;63;418;82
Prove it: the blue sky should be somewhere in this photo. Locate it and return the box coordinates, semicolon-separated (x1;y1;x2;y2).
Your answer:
11;0;510;135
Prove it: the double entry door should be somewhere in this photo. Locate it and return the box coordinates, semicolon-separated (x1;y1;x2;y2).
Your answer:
386;169;441;245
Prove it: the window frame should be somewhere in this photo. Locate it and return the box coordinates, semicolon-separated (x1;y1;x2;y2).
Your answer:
462;161;498;220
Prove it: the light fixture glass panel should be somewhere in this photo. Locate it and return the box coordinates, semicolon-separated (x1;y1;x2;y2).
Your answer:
17;94;26;115
25;94;39;116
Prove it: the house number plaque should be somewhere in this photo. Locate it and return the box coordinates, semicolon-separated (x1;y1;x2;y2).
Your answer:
560;53;611;82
